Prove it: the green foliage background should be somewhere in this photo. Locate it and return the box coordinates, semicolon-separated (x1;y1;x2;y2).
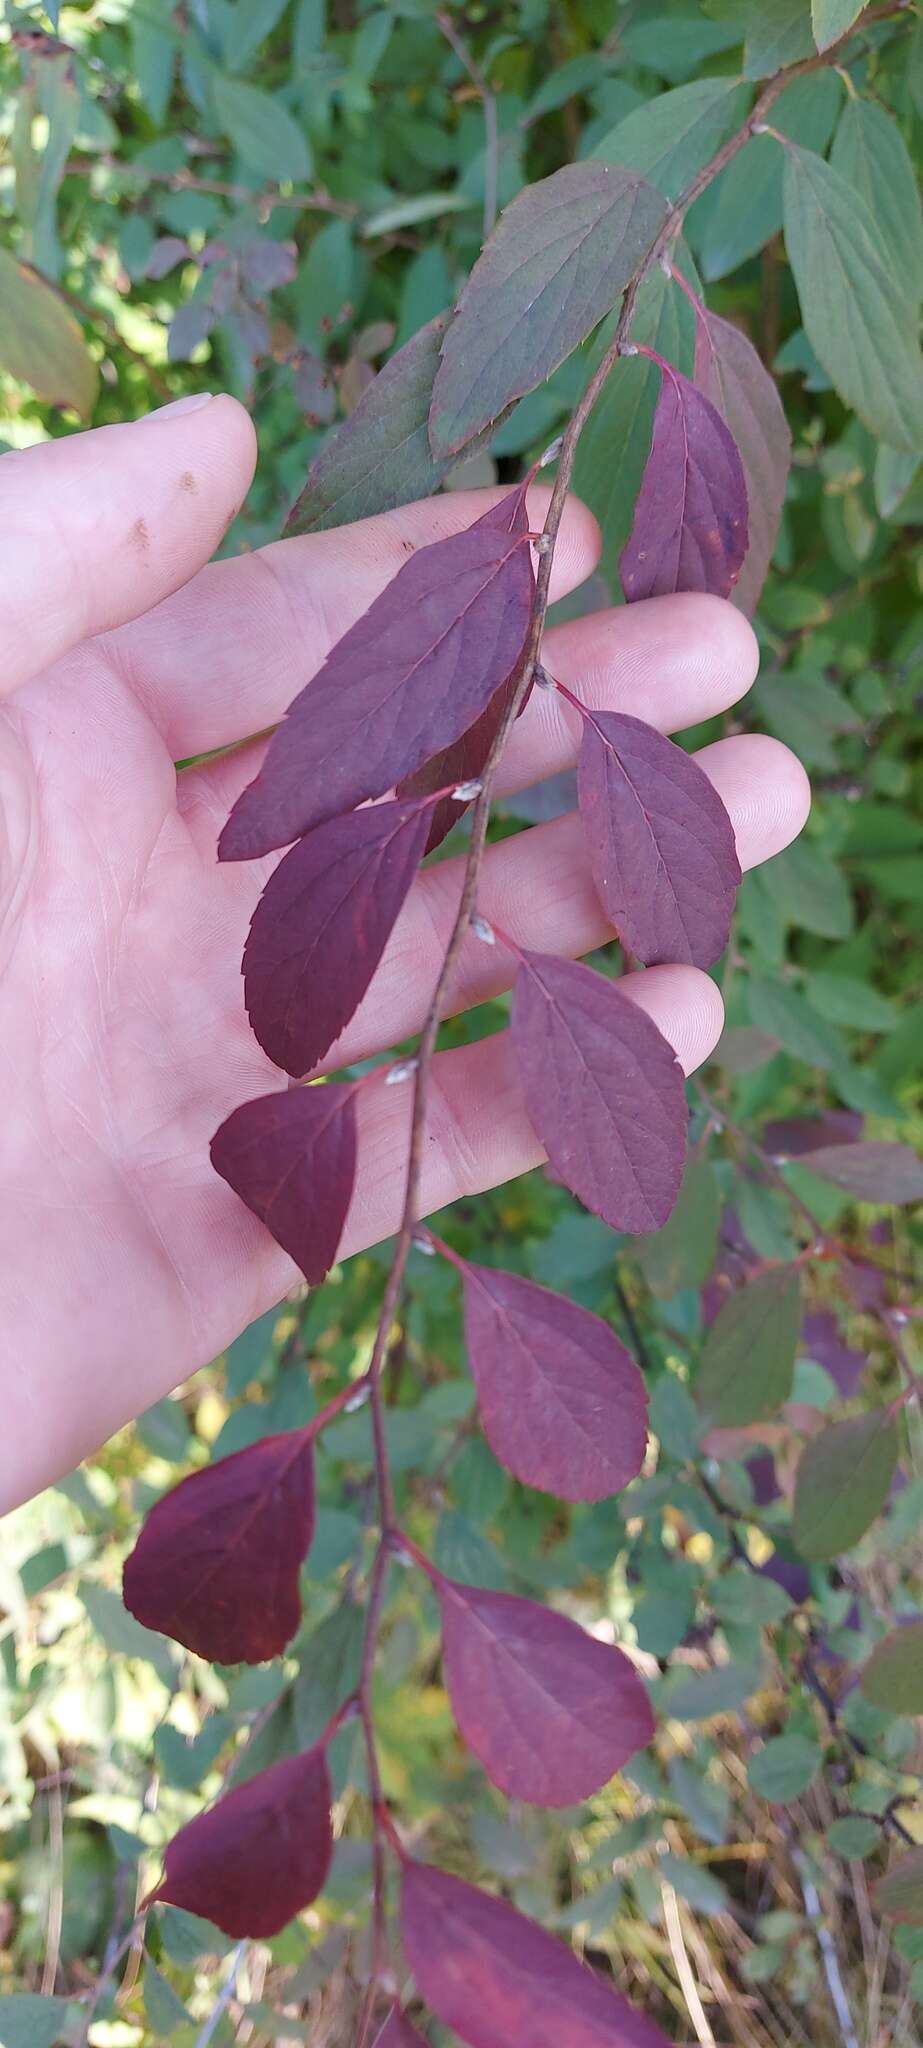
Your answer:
1;1;922;2044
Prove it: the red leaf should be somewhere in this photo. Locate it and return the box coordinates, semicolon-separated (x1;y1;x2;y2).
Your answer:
211;1083;356;1285
576;710;740;967
763;1110;862;1158
461;1262;647;1502
401;1861;671;2048
511;951;686;1233
398;666;527;855
148;1748;332;1938
244;797;432;1077
620;359;748;601
219;486;535;861
434;1573;653;1804
693;301;790;615
373;2011;430;2048
123;1427;315;1663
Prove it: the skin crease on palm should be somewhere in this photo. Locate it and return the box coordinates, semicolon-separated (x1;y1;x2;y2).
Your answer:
0;392;810;1513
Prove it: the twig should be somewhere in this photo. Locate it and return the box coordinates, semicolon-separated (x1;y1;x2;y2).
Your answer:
661;1880;716;2047
792;1848;860;2048
194;1941;246;2048
436;11;499;237
40;1776;64;1995
66;156;356;218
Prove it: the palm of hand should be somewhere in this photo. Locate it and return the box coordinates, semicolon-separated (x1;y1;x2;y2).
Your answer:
0;398;808;1508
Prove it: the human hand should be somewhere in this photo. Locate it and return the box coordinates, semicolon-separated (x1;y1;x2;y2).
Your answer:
0;396;809;1511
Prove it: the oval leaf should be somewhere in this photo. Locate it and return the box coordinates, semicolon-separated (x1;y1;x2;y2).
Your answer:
435;1574;654;1804
693;301;791;614
461;1262;648;1502
429;163;667;458
795;1142;923;1205
210;1083;356;1286
219;486;534;860
123;1427;315;1663
874;1846;923;1925
576;709;740;967
695;1266;801;1428
285;314;455;537
243;797;432;1077
620;360;749;601
782;142;923;452
792;1413;899;1562
860;1621;923;1714
398;664;524;855
148;1748;332;1938
511;951;687;1234
0;248;98;416
401;1861;671;2048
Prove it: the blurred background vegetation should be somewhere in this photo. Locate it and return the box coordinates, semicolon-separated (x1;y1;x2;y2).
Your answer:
1;1;922;2044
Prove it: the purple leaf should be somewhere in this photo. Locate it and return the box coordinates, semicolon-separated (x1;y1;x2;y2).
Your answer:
460;1262;648;1501
430;163;668;458
693;302;790;613
796;1141;923;1205
576;709;740;967
620;359;748;601
401;1861;672;2048
123;1427;315;1662
146;235;189;280
148;1748;332;1938
398;666;525;855
211;1083;356;1285
511;951;687;1233
240;236;297;291
373;2011;430;2048
243;797;433;1077
763;1110;862;1158
220;485;534;861
433;1573;654;1804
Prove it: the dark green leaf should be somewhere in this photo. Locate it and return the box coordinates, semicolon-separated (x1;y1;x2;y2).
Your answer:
827;1815;880;1859
830;98;923;309
860;1622;923;1713
749;1731;820;1802
592;79;749;201
212;75;311;183
701;72;842;280
286;315;457;535
696;1266;801;1427
812;0;863;50
636;1157;721;1299
744;0;814;77
292;1600;365;1748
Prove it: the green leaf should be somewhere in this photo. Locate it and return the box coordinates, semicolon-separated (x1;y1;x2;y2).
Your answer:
744;0;814;77
143;1959;193;2037
749;1730;821;1802
79;1581;175;1686
649;1374;701;1462
286;314;460;536
593;78;749;202
0;249;97;416
363;192;475;236
793;1413;899;1561
830;99;923;311
224;1307;279;1396
667;1661;763;1720
136;1396;192;1463
782;143;923;453
701;72;842;281
292;1599;364;1749
428;163;667;458
747;976;846;1072
219;0;291;69
797;1142;923;1204
0;1997;75;2048
803;971;897;1033
657;1852;729;1913
874;444;920;519
696;1266;801;1427
211;75;311;184
769;840;854;938
827;1815;880;1859
636;1156;721;1299
861;1622;923;1713
812;0;863;50
875;1845;923;1924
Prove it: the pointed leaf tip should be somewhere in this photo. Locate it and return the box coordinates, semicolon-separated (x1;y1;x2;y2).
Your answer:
462;1263;647;1501
149;1747;332;1938
123;1427;315;1663
244;798;432;1077
511;951;687;1234
436;1576;654;1805
620;360;748;601
577;709;740;968
401;1861;672;2047
211;1083;356;1286
219;486;534;861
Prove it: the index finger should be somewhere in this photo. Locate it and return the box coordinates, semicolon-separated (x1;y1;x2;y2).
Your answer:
0;395;256;699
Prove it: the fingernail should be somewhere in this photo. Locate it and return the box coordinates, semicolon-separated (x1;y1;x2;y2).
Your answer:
140;392;215;423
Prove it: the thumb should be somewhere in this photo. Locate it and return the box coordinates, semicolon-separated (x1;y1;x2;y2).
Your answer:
0;393;256;700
